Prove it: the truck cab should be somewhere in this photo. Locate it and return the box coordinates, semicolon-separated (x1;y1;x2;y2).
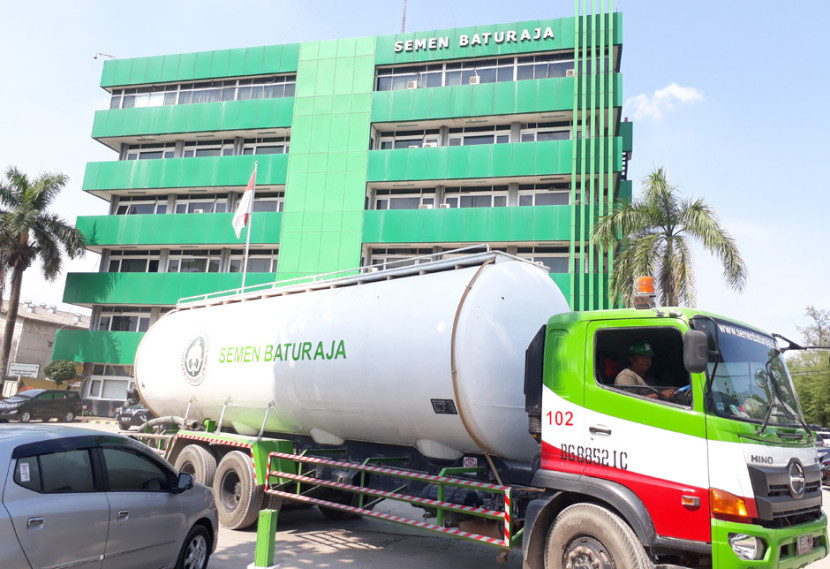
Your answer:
524;308;826;569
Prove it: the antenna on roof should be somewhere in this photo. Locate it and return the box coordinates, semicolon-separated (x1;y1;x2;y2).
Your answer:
401;0;407;33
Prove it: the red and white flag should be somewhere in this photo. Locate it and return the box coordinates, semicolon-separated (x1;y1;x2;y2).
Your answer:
232;163;257;238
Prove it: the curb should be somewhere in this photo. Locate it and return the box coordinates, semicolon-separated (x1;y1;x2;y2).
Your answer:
79;417;117;425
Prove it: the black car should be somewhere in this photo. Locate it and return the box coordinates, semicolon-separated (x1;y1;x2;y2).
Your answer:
0;389;82;423
114;402;155;430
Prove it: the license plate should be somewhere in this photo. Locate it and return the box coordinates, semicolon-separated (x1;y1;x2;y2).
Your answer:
796;534;814;556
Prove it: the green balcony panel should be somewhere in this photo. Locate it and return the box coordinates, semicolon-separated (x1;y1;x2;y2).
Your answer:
77;212;282;249
371;75;623;125
365;140;618;183
63;272;278;307
617;179;633;203
83;154;287;193
101;44;300;88
362;205;572;244
52;330;143;365
620;119;633;153
374;15;622;66
92;98;294;145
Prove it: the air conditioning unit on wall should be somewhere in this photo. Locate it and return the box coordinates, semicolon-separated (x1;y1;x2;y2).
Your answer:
193;209;205;214
406;80;418;89
422;142;437;148
469;76;481;85
566;69;575;77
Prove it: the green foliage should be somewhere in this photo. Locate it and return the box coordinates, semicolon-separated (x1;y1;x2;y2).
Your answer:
790;306;830;427
592;167;747;307
44;359;78;386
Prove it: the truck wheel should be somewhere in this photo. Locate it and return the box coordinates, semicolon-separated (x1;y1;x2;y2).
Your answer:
118;419;132;431
544;503;651;569
175;445;218;487
213;451;263;530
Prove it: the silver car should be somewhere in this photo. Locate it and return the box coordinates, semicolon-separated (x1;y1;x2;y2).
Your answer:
0;424;218;569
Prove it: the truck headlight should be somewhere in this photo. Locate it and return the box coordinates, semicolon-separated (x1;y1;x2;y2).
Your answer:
729;533;766;560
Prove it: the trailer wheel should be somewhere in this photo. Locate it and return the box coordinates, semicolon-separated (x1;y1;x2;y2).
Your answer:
213;451;263;530
544;503;651;569
175;445;217;487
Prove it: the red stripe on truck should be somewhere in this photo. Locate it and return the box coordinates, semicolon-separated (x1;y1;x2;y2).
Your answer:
542;441;714;543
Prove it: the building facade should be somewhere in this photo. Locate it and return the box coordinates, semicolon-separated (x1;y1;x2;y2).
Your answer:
53;9;632;413
1;301;89;386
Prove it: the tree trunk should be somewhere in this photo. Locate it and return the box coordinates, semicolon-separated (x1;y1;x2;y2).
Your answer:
0;268;24;381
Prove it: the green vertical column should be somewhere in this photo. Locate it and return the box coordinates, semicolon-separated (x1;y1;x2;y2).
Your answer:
276;36;376;280
569;0;580;311
597;1;607;310
606;1;617;308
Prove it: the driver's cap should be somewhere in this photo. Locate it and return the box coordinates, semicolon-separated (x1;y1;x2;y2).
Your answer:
629;341;655;356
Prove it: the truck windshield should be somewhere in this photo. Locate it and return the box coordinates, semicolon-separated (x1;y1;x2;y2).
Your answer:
691;317;804;428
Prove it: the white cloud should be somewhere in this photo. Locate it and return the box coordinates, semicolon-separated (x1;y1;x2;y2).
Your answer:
625;83;703;121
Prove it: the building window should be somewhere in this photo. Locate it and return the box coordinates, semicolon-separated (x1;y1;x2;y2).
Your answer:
366;248;436;270
516;247;570;273
519;122;573;143
373;188;437;210
167;249;223;273
375;52;611;91
114;196;167;215
447;125;510;146
251;192;284;213
228;249;278;273
377;130;440;150
173;194;228;214
109;74;296;110
241;137;289;155
107;250;161;273
98;308;151;333
443;185;509;208
518;183;572;206
125;143;176;160
182;139;236;158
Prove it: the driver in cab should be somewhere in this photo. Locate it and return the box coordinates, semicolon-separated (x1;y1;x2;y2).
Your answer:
615;341;677;400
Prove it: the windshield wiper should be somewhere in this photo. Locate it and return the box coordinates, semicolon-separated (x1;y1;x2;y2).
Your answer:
757;350;810;436
773;333;830;353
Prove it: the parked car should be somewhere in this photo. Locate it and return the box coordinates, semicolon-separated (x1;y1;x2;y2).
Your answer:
818;446;830;486
0;389;82;423
0;424;217;569
115;402;156;430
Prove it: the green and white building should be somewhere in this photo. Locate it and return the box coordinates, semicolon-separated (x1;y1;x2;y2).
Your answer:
53;9;632;413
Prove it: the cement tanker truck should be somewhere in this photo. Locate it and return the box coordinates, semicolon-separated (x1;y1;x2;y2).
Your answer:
135;250;827;569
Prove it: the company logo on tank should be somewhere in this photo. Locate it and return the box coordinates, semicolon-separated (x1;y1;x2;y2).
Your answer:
182;335;208;385
217;340;347;364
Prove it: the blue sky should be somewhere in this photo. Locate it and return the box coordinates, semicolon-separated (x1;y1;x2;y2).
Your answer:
0;1;826;342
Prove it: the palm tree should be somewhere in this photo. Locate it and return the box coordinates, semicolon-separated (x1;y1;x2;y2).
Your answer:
0;167;85;379
592;167;747;307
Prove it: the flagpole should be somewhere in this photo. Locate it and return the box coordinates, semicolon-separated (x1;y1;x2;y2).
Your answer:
241;161;257;290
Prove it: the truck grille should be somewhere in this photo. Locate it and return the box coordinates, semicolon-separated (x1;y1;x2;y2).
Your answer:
747;461;823;528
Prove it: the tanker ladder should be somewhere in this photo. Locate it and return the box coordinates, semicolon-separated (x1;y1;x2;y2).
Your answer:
259;449;524;563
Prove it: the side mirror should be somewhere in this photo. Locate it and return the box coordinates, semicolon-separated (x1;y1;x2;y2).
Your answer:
174;472;194;494
683;330;709;374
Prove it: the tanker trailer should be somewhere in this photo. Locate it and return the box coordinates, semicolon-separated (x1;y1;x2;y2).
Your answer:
135;250;569;528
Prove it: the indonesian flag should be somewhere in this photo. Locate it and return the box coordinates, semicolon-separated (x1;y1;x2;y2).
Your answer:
232;163;257;238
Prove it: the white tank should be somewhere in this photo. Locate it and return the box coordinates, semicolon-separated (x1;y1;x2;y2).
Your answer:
135;252;569;462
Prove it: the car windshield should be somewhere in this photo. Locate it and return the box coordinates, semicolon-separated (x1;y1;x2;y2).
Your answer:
10;391;39;400
691;317;805;428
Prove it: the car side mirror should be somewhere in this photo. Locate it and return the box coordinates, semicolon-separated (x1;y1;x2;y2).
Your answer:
683;330;709;374
174;472;194;494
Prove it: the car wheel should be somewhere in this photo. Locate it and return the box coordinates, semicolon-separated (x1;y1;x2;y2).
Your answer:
175;524;211;569
20;411;31;423
213;451;263;530
62;411;75;423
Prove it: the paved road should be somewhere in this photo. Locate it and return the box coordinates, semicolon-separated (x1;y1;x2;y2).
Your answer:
71;420;830;569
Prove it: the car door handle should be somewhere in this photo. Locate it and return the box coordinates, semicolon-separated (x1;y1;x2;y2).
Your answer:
117;511;129;521
589;425;612;436
27;517;44;528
